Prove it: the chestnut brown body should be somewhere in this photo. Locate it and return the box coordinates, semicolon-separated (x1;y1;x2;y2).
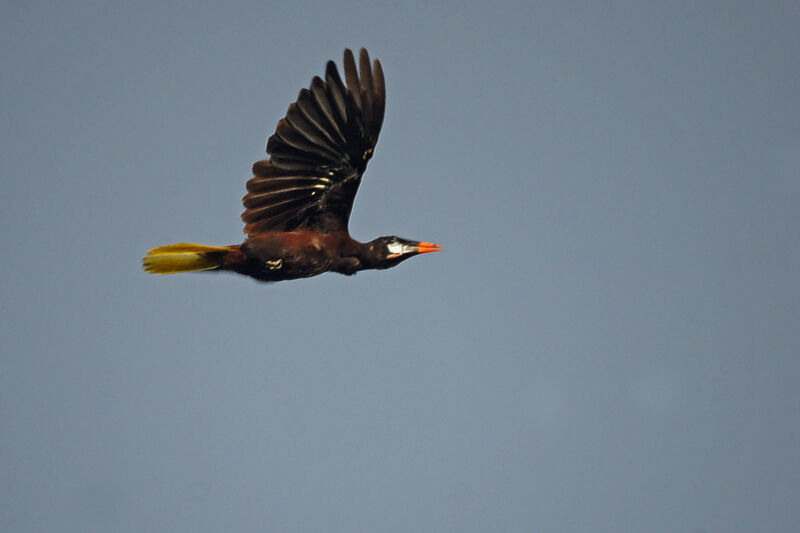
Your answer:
223;231;362;282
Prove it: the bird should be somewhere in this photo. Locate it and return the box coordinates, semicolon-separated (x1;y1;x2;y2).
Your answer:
142;48;440;282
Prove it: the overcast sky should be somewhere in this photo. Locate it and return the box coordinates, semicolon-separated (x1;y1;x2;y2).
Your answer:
2;1;799;532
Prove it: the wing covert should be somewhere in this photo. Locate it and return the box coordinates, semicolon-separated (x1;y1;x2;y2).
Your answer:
242;48;386;235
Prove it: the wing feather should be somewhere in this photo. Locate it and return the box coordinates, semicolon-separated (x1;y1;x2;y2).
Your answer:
359;49;374;129
273;118;340;161
371;59;386;139
242;48;386;234
325;61;349;126
283;103;339;157
295;89;344;152
343;49;362;115
310;77;346;146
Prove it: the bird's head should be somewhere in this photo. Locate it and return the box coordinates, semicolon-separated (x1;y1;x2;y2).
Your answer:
365;236;442;269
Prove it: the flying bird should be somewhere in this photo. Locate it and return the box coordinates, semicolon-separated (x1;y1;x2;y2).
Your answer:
143;48;440;282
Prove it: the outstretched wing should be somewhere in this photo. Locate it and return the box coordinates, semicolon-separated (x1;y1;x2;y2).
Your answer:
242;48;385;235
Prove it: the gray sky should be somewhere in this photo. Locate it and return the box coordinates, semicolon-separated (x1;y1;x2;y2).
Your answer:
2;1;799;532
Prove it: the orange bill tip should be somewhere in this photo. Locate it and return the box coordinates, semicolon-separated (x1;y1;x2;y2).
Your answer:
417;242;442;254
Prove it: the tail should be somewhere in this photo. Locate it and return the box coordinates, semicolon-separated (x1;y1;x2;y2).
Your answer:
142;243;231;275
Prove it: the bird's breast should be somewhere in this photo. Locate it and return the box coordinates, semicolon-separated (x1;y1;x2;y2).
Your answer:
238;231;359;281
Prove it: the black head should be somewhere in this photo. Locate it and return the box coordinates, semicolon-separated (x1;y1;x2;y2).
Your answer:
364;236;442;269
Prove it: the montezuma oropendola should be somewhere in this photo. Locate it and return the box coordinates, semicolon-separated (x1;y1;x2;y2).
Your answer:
143;48;440;282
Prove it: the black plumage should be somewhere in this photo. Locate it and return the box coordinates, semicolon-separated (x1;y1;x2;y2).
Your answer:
143;48;439;282
243;48;385;235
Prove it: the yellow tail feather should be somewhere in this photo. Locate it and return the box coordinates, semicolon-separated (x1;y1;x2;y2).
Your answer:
143;242;229;275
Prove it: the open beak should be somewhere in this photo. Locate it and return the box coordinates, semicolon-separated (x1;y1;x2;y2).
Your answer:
415;241;442;254
387;240;443;260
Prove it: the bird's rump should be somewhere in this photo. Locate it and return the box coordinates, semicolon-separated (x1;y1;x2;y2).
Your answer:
242;48;386;235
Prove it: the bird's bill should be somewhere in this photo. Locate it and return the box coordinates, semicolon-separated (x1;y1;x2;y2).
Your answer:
415;241;442;254
386;240;442;259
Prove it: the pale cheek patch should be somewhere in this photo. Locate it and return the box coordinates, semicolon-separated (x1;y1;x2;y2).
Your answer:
387;242;404;255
